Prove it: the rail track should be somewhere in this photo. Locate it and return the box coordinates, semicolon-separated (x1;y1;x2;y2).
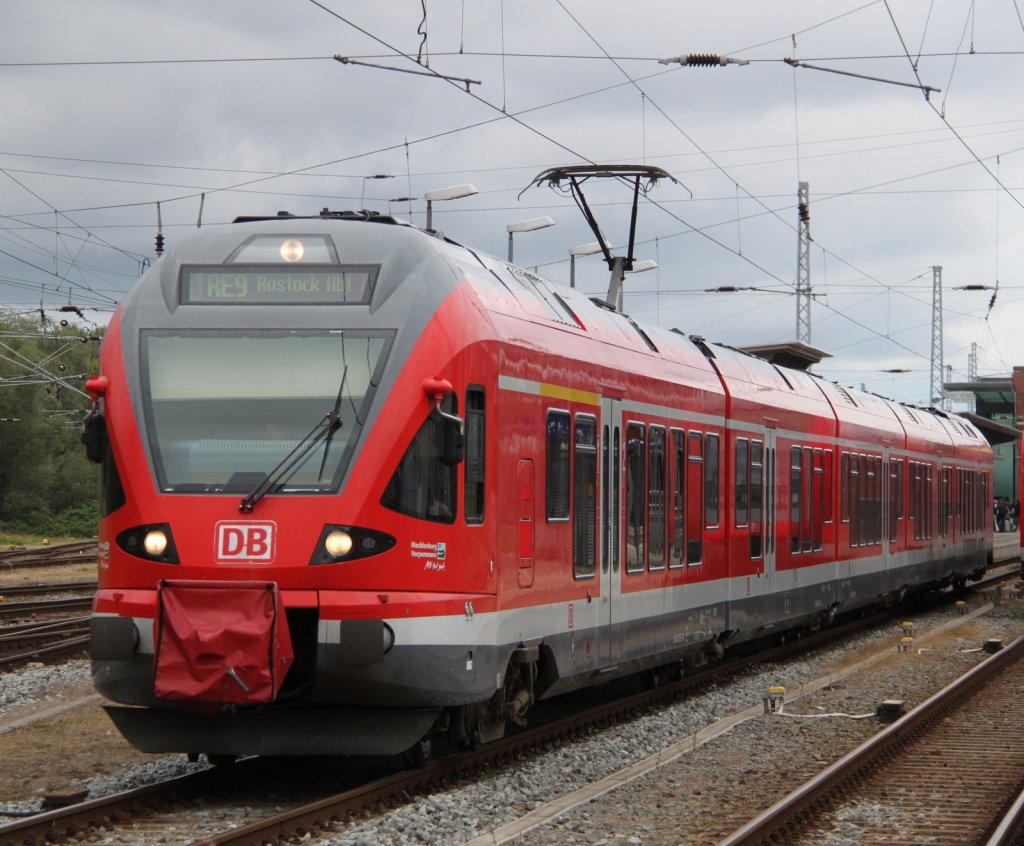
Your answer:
0;597;93;624
0;536;1017;844
0;541;97;571
720;630;1024;846
0;585;94;669
0;567;1017;846
0;616;90;670
0;581;96;598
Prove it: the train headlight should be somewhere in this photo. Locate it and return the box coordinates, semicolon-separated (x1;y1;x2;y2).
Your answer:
310;524;397;565
116;523;180;564
228;234;334;264
143;530;169;556
280;239;304;262
324;530;353;557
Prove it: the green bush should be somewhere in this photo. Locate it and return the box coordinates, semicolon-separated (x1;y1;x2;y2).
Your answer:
46;503;100;538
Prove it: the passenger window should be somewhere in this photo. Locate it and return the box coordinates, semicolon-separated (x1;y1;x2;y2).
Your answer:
735;438;749;527
573;416;597;578
790;446;802;553
625;422;646;573
546;411;571;520
670;429;685;568
704;434;720;528
750;440;763;559
464;387;485;524
686;432;703;565
648;426;666;569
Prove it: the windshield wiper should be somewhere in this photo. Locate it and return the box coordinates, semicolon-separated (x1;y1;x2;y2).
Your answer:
239;405;343;513
318;366;348;480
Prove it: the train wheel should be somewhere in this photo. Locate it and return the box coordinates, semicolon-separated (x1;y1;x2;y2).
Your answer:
450;700;506;749
405;734;433;768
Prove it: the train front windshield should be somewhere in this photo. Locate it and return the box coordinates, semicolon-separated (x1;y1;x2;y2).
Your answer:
140;330;392;493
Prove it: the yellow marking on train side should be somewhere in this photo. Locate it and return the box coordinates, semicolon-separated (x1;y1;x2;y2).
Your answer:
539;383;601;406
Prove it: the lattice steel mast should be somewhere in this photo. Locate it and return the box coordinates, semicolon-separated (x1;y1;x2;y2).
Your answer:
796;182;811;343
930;265;946;408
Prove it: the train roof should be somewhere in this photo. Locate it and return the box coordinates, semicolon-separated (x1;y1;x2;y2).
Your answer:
127;213;995;462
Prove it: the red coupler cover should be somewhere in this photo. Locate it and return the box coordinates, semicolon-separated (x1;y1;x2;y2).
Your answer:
153;580;294;705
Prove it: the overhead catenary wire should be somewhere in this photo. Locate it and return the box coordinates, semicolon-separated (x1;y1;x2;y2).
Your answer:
2;2;1015;385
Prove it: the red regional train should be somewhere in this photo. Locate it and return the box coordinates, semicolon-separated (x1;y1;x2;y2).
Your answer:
83;210;994;761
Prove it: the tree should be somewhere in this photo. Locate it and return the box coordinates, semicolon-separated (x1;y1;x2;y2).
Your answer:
0;309;102;535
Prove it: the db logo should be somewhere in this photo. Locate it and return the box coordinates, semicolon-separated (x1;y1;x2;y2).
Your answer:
215;521;276;563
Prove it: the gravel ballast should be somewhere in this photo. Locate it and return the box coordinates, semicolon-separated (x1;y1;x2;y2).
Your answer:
1;596;1022;844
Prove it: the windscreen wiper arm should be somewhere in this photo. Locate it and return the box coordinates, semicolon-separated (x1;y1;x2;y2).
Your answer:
318;366;348;480
239;411;341;513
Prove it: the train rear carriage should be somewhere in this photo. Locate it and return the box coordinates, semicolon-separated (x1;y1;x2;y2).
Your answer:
881;401;993;592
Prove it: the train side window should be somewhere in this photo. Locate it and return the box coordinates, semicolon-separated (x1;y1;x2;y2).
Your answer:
812;449;824;552
573;416;597;578
790;446;802;554
381;393;458;523
910;461;920;540
464;387;485;525
823;450;833;525
888;459;899;542
840;452;850;523
735;438;750;527
867;456;879;546
956;468;966;534
686;432;703;565
895;458;905;525
749;440;763;559
925;463;933;539
802;447;814;553
546;411;571;521
625;422;646;573
852;454;860;546
602;424;610;574
957;468;965;533
937;469;954;532
705;434;720;529
648;426;666;570
859;454;869;547
670;429;685;568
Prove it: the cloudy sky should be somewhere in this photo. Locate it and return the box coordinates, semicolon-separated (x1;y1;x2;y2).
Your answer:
2;0;1024;406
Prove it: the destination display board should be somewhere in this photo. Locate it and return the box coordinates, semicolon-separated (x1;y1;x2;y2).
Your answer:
180;265;378;305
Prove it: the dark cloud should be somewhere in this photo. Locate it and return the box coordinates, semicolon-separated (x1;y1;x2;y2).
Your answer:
1;0;1022;404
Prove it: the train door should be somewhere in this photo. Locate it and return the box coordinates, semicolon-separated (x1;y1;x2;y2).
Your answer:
599;397;623;665
881;447;892;589
762;428;778;595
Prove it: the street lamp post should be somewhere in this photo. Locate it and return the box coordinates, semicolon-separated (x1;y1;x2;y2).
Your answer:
424;184;478;231
506;216;555;263
569;241;609;288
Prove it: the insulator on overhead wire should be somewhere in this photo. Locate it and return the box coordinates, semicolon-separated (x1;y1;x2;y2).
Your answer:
685;54;724;66
155;232;165;257
799;202;810;223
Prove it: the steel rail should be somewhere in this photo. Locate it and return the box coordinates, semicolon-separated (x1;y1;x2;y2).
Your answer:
0;597;93;622
0;634;91;670
718;631;1024;846
0;581;96;597
985;784;1024;846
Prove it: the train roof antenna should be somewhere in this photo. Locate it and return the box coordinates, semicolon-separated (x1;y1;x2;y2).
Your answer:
521;164;677;311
